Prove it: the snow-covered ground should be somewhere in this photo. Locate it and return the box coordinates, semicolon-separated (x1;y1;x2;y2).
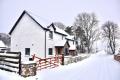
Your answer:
0;70;25;80
0;50;120;80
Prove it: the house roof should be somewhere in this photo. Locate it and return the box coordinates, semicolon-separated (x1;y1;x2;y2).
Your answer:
55;40;70;47
9;10;71;37
48;23;68;36
27;11;51;28
9;10;75;41
69;44;76;50
55;26;68;36
66;35;75;41
9;10;49;35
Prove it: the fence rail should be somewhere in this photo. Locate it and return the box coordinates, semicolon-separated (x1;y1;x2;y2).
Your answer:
32;54;64;70
0;52;21;74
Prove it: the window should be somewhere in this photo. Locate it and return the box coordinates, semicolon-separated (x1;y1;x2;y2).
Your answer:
49;48;53;55
49;31;53;39
25;48;30;55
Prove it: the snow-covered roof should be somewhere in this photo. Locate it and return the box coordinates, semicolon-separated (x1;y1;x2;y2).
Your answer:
54;25;68;36
0;40;6;47
55;40;66;46
66;35;74;40
9;10;50;35
54;40;67;47
48;23;68;36
69;44;76;50
26;11;70;37
27;11;52;28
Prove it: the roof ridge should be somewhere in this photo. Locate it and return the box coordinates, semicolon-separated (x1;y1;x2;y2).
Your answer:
9;10;49;35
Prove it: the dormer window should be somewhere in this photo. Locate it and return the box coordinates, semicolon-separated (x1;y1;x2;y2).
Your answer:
49;31;53;39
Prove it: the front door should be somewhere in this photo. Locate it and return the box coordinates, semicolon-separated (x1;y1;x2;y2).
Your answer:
58;48;61;55
55;47;63;55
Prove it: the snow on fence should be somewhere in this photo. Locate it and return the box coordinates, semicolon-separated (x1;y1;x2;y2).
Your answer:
32;54;64;70
0;52;21;74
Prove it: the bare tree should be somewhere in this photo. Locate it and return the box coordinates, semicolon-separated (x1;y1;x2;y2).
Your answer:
53;22;66;30
102;21;119;54
65;26;73;35
0;33;11;46
75;26;86;53
73;13;99;53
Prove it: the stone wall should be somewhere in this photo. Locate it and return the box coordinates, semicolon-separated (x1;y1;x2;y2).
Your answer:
21;61;36;77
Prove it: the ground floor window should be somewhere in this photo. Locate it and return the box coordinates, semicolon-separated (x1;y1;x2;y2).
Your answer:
25;48;30;55
49;48;53;55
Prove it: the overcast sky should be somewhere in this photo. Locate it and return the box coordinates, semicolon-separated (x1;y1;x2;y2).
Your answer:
0;0;120;33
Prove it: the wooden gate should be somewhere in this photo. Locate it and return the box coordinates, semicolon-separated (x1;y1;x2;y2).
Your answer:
32;54;64;70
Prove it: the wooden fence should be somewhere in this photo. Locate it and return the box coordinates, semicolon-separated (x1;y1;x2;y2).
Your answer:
0;52;21;74
32;54;64;70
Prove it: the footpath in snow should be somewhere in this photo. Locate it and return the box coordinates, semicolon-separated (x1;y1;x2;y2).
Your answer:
0;50;120;80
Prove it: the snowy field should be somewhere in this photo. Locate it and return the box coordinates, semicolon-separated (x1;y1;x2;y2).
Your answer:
0;50;120;80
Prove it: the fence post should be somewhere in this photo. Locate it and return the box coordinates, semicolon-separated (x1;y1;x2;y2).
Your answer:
61;54;64;65
50;58;51;67
32;54;35;60
39;60;41;70
19;52;21;75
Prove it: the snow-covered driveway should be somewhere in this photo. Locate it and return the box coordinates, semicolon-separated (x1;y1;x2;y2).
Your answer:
0;51;120;80
30;51;120;80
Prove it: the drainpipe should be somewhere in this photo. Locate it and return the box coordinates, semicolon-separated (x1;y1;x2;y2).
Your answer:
45;31;46;58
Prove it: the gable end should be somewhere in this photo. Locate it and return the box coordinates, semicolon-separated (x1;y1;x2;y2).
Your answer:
9;11;26;35
9;10;49;35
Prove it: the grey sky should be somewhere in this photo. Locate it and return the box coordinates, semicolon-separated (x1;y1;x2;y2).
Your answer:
0;0;120;33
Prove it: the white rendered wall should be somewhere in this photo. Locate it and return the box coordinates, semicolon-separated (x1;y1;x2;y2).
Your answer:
46;26;67;57
11;13;45;61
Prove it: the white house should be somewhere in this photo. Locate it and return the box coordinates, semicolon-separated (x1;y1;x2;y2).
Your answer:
46;23;70;58
9;10;76;61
